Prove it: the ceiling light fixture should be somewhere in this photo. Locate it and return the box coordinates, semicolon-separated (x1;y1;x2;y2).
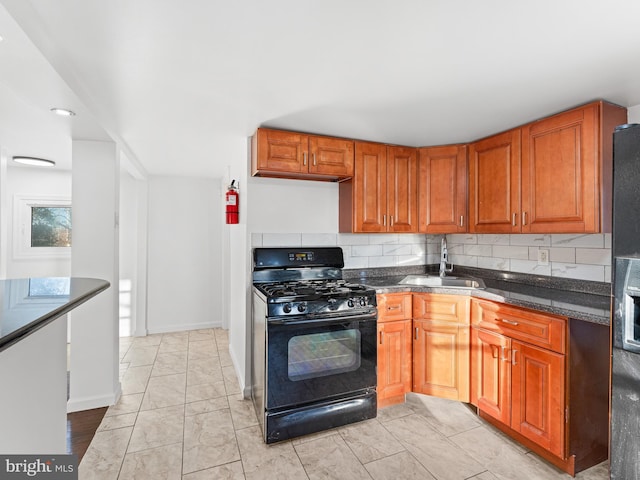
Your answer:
13;156;56;167
50;107;75;116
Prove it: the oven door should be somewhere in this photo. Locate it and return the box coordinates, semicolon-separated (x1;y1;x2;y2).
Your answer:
266;312;377;410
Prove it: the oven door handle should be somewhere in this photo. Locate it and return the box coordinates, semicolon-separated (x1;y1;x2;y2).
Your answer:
268;313;377;327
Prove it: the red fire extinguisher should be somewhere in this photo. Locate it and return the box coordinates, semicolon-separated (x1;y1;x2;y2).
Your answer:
225;179;239;224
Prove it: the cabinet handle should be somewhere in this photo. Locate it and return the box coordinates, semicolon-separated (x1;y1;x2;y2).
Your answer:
460;215;464;227
383;215;387;226
303;152;308;166
390;216;394;226
512;213;517;226
501;318;519;326
313;153;317;166
415;327;419;340
380;331;384;345
512;349;518;365
500;346;509;362
522;211;527;226
387;305;402;311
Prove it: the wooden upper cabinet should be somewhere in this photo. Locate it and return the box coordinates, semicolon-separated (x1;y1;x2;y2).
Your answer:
469;129;521;233
251;128;354;181
418;145;468;233
387;146;418;233
339;142;417;233
469;101;627;234
521;101;626;233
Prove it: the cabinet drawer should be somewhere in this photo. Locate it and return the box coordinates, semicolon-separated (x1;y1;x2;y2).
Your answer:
377;293;412;322
472;299;566;353
413;294;470;325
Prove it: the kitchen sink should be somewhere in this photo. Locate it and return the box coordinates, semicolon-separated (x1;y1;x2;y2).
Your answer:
398;274;486;289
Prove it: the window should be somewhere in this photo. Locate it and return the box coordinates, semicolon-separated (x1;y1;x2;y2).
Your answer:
14;195;72;259
31;206;72;247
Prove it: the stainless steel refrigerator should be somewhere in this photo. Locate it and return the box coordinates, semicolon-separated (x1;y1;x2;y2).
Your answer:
611;123;640;479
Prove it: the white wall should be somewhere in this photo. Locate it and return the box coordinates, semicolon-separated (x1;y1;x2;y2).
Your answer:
68;140;120;412
4;166;72;278
628;104;640;123
146;176;222;334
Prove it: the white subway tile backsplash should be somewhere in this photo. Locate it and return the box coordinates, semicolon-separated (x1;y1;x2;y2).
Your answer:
301;233;337;246
383;244;413;256
549;247;576;263
251;233;263;247
351;244;383;257
262;233;302;246
576;248;610;266
477;234;510;246
510;259;552;276
447;234;477;244
551;234;604;248
492;245;529;260
368;234;399;244
464;244;493;257
369;255;395;268
477;257;510;271
254;232;611;283
509;234;550;246
338;233;369;246
551;263;605;282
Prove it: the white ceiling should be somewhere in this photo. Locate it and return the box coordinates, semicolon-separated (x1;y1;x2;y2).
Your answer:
1;0;640;177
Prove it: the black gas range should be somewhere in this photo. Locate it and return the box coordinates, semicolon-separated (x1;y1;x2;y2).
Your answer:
251;247;378;443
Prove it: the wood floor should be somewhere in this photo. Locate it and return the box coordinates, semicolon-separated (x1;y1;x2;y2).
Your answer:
66;407;108;462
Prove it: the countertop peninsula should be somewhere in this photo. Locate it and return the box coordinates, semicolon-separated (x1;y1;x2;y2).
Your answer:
0;277;110;353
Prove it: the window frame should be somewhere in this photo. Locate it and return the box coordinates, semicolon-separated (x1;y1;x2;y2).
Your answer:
13;195;72;259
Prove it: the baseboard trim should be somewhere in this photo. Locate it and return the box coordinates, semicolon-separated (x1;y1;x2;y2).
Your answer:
67;382;122;413
147;321;222;335
228;342;250;399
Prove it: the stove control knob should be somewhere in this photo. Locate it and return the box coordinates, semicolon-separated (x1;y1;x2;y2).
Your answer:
359;297;367;307
283;303;292;314
297;303;307;313
328;298;338;310
347;299;355;308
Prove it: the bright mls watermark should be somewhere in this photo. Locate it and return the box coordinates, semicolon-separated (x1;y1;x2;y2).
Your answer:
0;455;77;480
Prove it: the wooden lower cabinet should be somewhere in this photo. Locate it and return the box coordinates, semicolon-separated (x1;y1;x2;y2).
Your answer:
377;319;412;408
377;293;413;407
470;299;607;476
412;294;470;402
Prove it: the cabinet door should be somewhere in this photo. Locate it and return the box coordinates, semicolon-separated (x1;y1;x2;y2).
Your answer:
472;327;511;425
413;293;470;324
521;104;597;233
418;145;468;233
511;340;566;459
254;128;309;174
351;142;388;232
309;136;354;178
387;146;418;233
414;319;470;401
378;319;412;407
469;129;521;233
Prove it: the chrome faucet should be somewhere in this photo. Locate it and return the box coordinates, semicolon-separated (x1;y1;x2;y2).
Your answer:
439;237;454;277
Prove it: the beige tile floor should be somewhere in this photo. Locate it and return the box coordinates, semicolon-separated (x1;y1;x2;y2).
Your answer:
79;328;609;479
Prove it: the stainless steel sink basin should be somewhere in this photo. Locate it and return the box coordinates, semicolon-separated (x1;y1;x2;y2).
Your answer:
398;275;486;289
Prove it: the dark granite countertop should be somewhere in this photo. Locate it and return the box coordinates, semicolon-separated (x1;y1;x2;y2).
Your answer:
344;266;611;325
0;277;110;353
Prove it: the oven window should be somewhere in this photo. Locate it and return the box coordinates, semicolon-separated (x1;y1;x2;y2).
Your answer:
288;330;361;381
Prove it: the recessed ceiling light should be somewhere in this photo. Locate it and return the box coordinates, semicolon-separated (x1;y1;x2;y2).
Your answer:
13;156;56;167
50;108;75;116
